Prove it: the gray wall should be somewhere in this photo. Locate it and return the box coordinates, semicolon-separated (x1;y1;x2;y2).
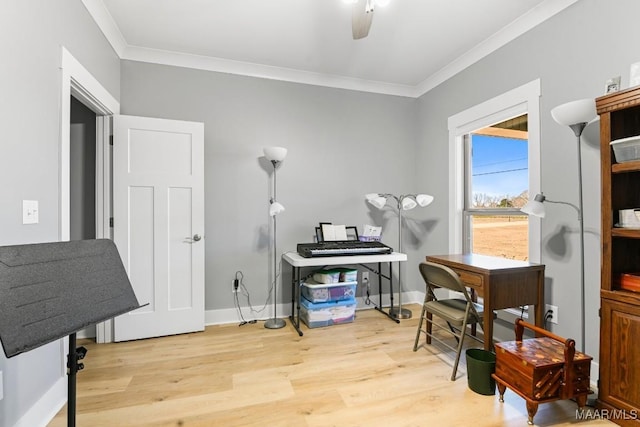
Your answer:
416;0;640;358
120;61;422;312
0;1;119;426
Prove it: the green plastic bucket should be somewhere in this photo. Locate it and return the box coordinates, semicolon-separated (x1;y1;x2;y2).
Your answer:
465;348;496;395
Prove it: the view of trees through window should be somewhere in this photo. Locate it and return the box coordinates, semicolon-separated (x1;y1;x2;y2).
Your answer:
465;114;529;261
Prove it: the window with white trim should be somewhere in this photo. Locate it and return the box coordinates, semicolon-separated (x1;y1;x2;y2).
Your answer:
448;80;541;319
463;116;530;261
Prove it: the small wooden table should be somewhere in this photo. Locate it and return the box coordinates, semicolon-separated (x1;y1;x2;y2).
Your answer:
426;254;545;351
493;320;592;425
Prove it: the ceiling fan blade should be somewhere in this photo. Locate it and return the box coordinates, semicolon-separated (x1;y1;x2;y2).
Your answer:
352;0;374;40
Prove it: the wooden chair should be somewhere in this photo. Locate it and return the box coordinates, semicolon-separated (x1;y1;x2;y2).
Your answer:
492;319;592;425
413;261;485;380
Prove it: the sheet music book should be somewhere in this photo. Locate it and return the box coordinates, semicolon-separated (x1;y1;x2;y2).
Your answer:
321;224;348;241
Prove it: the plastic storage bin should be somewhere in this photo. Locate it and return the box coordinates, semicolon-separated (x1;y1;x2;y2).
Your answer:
312;270;341;284
299;297;356;328
312;268;358;284
611;135;640;162
300;279;357;303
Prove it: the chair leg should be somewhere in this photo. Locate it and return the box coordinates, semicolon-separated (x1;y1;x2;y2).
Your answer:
446;321;460;344
450;322;467;381
413;304;427;351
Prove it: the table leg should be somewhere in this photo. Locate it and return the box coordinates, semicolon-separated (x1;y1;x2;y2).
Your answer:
290;263;295;323
534;271;545;336
483;307;494;351
288;265;303;336
388;261;394;313
372;261;400;323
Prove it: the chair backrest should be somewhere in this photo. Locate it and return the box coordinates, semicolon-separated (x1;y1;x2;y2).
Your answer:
418;261;475;305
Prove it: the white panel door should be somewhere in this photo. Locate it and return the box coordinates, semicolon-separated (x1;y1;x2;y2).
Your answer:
113;115;205;341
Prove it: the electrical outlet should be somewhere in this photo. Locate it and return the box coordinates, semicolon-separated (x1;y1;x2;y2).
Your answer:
545;304;558;325
232;279;238;293
361;271;369;284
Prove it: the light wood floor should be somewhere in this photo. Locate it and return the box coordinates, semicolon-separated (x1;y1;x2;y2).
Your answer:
49;305;613;427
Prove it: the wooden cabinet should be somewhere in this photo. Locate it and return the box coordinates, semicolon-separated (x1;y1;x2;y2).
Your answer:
597;86;640;426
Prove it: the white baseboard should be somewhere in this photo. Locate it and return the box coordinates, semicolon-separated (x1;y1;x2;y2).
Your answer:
17;376;66;427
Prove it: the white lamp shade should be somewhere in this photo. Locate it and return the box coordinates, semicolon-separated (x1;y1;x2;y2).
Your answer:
269;201;285;216
551;99;596;126
415;194;434;207
368;196;388;209
365;193;380;201
521;200;545;218
263;147;287;162
521;194;546;218
401;197;417;210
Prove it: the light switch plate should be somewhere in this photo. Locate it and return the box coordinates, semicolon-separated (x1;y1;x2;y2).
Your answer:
22;200;39;224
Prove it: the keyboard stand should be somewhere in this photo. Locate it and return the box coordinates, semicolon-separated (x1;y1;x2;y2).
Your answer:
282;252;408;336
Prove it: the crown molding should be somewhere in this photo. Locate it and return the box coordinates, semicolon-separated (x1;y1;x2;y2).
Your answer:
415;0;579;95
83;0;578;99
121;45;418;98
81;0;127;56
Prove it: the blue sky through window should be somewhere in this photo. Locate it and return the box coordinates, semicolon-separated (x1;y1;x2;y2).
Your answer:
471;134;528;199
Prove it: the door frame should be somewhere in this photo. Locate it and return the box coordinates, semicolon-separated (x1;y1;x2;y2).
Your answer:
60;47;120;343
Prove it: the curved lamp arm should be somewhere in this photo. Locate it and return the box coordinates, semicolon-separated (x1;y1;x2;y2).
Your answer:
521;193;581;221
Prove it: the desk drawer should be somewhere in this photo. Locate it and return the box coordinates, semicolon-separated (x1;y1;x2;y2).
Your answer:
453;269;484;288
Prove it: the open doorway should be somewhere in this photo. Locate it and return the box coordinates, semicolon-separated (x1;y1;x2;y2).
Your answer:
70;96;98;339
60;47;120;342
70;96;97;242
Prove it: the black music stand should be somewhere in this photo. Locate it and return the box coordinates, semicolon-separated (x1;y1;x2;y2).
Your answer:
0;239;141;427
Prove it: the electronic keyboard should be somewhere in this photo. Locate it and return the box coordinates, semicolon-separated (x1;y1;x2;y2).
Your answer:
297;241;393;258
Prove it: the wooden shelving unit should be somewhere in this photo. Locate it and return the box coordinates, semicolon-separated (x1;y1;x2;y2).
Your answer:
597;85;640;426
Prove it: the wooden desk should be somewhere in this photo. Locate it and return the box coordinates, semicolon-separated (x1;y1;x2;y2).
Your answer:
426;254;545;351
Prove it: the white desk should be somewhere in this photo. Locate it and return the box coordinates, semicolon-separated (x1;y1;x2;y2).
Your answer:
282;252;407;336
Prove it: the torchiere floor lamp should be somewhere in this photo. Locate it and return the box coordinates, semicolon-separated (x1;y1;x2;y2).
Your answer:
522;98;595;353
264;146;287;329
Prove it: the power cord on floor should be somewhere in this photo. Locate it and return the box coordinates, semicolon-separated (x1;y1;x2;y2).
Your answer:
233;258;286;326
233;271;257;326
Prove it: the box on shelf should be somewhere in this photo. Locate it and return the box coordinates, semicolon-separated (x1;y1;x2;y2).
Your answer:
616;272;640;292
617;209;640;228
312;267;358;284
301;279;357;303
300;297;356;328
611;135;640;163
